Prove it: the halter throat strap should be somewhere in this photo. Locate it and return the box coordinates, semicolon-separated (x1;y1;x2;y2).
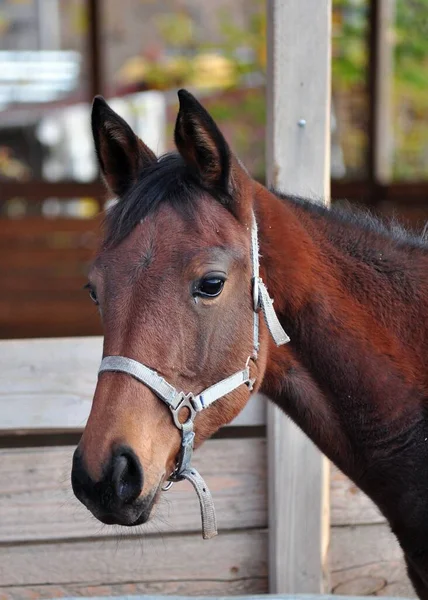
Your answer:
97;211;289;539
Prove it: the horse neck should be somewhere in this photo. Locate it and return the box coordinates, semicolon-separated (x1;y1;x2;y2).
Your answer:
253;183;428;477
254;183;345;320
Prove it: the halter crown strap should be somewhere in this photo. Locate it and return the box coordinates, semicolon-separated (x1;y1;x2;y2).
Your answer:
97;211;290;539
250;213;290;347
257;279;290;345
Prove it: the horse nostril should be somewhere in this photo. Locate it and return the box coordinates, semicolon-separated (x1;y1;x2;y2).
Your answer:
112;448;143;504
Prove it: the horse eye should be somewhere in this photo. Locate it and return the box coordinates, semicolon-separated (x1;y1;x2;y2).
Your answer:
84;283;99;305
196;277;225;298
89;289;99;305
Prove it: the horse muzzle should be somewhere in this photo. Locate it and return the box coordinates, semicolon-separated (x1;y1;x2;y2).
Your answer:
71;445;158;527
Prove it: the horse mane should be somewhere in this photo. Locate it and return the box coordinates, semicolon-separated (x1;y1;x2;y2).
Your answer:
277;192;428;251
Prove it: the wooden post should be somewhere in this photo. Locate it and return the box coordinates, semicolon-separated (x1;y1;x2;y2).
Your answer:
374;0;396;184
266;0;332;594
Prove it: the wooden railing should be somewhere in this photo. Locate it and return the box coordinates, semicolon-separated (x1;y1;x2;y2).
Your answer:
0;336;414;598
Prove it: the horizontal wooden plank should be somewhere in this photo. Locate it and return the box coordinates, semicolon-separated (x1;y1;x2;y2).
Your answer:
0;247;94;269
330;524;414;598
331;523;403;572
0;337;265;432
0;301;97;326
0;595;414;600
0;293;90;306
0;579;268;600
0;321;102;342
0;182;105;200
0;529;267;587
0;217;102;233
0;224;100;250
0;337;100;432
330;464;385;526
0;438;266;543
0;275;88;294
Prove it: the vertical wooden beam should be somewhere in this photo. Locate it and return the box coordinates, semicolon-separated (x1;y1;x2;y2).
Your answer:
367;0;380;189
88;0;104;99
368;0;396;193
266;0;332;594
373;0;396;184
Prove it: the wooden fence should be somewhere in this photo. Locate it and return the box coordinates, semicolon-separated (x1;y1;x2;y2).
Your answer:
0;336;415;599
0;217;103;340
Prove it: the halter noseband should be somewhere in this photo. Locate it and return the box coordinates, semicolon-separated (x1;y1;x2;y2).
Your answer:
98;212;289;538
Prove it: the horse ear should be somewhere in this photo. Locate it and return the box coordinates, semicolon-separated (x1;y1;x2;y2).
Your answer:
174;89;231;191
91;96;156;197
174;90;253;223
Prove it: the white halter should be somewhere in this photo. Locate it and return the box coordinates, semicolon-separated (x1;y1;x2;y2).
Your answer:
98;212;289;538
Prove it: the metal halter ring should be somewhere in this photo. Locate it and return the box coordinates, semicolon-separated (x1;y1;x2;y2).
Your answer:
170;392;198;429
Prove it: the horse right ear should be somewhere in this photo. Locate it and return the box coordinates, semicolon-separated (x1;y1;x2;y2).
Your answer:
91;96;156;197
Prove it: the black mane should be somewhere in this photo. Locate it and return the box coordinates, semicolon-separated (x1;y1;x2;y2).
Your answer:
104;152;227;247
278;192;428;251
103;152;427;252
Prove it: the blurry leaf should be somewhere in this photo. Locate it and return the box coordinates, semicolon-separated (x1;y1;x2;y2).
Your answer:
0;12;10;36
154;12;195;49
71;2;88;36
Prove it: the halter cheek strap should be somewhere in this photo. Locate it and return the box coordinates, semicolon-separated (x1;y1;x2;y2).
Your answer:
98;212;290;539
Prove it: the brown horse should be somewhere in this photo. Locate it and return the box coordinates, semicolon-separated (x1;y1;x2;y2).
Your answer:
72;89;428;598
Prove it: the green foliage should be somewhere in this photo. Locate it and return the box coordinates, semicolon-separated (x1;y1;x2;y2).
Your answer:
332;0;428;91
154;12;196;51
395;0;428;90
155;0;428;181
202;0;266;76
208;92;265;128
332;1;368;88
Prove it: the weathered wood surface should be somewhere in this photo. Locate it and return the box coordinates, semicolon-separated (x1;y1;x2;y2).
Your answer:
0;337;265;432
0;529;267;588
330;465;385;526
0;580;268;600
0;596;412;600
0;447;398;538
329;466;413;596
0;217;102;241
0;337;101;433
373;0;396;184
266;0;332;594
330;524;414;598
0;439;266;542
0;218;102;339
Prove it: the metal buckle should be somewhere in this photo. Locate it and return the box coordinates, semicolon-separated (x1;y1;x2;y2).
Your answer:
245;355;256;391
166;427;195;483
252;277;261;312
170;392;197;429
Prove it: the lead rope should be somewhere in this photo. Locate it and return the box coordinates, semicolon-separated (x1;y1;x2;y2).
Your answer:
98;211;290;539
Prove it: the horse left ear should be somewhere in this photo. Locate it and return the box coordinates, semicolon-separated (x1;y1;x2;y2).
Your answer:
174;90;253;222
174;89;253;221
175;89;231;190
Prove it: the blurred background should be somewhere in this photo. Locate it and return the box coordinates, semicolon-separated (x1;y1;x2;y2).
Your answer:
0;0;427;340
